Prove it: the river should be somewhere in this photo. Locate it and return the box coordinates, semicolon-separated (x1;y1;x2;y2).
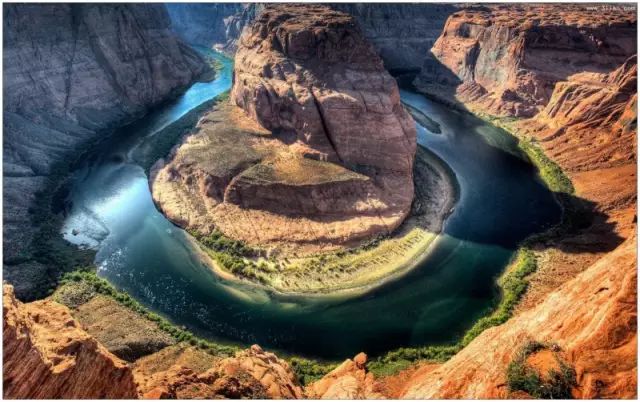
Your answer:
61;49;561;360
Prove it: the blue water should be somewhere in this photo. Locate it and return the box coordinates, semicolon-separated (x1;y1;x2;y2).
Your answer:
61;49;561;360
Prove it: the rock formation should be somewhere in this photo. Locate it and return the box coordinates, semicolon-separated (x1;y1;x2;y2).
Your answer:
152;4;417;253
307;352;384;399
166;3;455;71
400;233;637;399
135;344;303;399
3;4;209;300
414;4;637;117
2;284;138;399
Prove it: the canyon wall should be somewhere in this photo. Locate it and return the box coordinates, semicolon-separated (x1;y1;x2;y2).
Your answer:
2;285;138;398
166;3;454;70
414;4;637;117
152;4;417;253
3;4;209;300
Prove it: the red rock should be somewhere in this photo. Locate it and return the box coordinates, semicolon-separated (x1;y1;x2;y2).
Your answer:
415;4;636;117
2;285;137;399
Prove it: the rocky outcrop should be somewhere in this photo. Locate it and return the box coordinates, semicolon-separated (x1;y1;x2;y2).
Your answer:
152;4;418;254
414;4;637;117
166;4;454;71
307;353;384;399
3;4;209;300
135;344;303;399
400;232;637;399
2;285;137;399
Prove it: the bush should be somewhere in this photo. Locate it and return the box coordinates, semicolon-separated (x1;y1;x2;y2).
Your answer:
506;341;576;399
289;357;337;386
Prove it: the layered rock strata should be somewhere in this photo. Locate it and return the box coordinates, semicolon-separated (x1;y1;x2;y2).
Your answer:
152;4;418;254
414;4;637;117
3;4;209;300
2;285;138;399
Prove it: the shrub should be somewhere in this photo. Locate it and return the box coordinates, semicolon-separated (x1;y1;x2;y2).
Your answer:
506;341;577;399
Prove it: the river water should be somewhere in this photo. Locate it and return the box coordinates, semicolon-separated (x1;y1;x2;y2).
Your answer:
61;50;561;360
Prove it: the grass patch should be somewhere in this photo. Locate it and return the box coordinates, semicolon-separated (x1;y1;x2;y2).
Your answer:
55;269;239;357
519;138;574;194
137;91;230;172
506;341;577;398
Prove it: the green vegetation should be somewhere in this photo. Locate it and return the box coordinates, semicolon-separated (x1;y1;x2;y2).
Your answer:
506;341;576;398
55;269;239;357
519;138;574;194
137;91;230;172
289;357;338;386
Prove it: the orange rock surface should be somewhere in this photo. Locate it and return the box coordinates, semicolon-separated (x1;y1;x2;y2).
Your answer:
2;284;137;399
415;4;636;117
152;4;418;254
135;344;303;399
400;233;637;398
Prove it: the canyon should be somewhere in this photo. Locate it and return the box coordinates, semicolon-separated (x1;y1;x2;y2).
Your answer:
167;3;454;71
3;4;210;300
2;2;637;400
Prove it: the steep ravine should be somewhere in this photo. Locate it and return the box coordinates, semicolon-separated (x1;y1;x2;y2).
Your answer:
3;3;210;300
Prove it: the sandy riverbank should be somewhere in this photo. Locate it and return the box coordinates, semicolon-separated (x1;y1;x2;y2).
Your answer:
186;145;457;297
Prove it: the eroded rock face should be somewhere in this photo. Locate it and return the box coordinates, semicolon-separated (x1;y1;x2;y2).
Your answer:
229;4;416;235
400;233;637;399
3;4;209;300
2;285;137;399
153;5;417;253
414;4;637;117
307;352;384;399
135;344;303;399
330;3;455;72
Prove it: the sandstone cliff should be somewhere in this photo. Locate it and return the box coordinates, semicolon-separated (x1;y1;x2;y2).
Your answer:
330;3;455;72
152;4;418;254
2;284;138;399
3;4;209;300
414;4;637;117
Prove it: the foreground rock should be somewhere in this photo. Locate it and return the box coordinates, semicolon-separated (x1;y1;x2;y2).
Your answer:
400;233;637;398
3;4;209;300
135;344;303;399
2;285;137;398
414;4;636;117
153;4;418;255
307;353;384;399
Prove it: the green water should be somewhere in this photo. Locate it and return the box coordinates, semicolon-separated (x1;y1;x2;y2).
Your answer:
61;50;561;359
